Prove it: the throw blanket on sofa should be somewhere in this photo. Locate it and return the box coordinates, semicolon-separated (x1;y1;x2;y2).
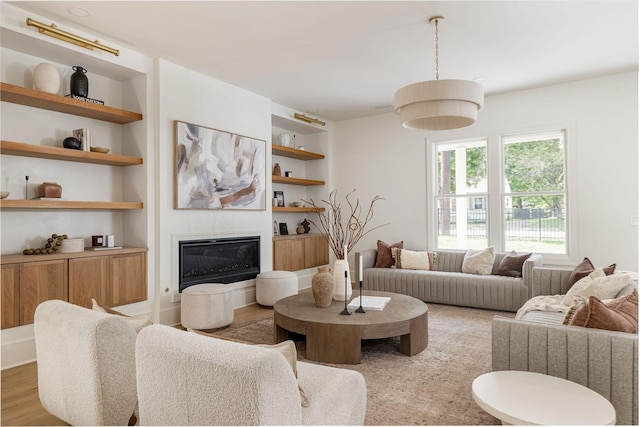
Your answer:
515;294;571;320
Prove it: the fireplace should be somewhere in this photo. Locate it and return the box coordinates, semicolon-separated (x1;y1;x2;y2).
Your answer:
178;236;260;292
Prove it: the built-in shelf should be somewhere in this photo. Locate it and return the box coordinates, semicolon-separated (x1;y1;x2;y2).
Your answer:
273;206;324;213
0;200;143;210
272;175;325;186
272;145;324;160
1;140;143;166
0;82;143;124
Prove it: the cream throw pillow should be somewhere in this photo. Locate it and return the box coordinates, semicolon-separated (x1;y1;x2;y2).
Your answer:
461;247;495;275
562;269;631;306
91;298;152;332
391;248;433;270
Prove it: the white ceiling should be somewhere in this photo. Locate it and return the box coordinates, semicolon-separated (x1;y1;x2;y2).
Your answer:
8;1;639;122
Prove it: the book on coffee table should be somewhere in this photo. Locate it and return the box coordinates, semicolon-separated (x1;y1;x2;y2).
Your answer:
347;296;391;311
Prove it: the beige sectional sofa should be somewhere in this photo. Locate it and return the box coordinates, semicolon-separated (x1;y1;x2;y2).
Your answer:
357;249;543;312
492;266;638;425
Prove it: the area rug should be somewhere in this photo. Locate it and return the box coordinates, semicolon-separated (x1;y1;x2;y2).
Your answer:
214;303;513;425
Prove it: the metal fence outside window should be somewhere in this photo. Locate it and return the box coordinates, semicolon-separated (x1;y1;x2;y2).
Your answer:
438;208;565;242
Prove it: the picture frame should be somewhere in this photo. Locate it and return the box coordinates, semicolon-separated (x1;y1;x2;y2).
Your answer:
279;223;289;235
174;120;266;210
274;190;285;207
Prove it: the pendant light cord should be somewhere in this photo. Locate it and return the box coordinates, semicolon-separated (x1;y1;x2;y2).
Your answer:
434;17;440;80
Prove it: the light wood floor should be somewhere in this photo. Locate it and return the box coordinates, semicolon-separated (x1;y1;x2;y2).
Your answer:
1;303;274;426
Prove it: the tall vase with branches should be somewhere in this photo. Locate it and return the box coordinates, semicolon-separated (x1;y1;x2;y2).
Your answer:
303;189;387;301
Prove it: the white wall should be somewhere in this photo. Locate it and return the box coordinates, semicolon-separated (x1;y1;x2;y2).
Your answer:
154;59;273;325
333;72;638;271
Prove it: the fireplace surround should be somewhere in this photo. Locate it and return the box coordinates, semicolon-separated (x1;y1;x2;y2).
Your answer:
178;236;260;292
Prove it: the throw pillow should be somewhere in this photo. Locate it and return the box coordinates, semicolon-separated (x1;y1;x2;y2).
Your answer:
562;270;630;306
187;328;309;407
569;290;638;333
461;247;495;275
91;298;152;332
495;251;532;278
374;240;404;268
391;248;437;271
564;257;616;292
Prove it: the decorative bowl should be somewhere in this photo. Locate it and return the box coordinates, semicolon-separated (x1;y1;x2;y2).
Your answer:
59;238;85;253
0;191;9;199
293;201;305;208
90;146;110;154
63;136;82;150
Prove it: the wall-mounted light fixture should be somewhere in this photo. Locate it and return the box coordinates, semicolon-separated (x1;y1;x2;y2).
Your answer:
294;113;326;127
26;18;120;56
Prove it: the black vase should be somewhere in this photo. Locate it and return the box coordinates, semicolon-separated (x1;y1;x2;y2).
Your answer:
70;66;88;97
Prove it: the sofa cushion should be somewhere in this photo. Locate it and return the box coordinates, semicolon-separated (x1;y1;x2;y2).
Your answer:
461;247;495;275
374;240;403;268
391;248;436;271
569;290;638;333
565;257;616;291
92;299;152;332
562;269;630;305
495;251;532;278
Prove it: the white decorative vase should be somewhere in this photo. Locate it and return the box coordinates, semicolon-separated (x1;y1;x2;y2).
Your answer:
33;63;60;94
332;259;352;301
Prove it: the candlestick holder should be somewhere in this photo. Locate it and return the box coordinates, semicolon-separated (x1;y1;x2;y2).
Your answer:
340;271;351;315
356;280;366;313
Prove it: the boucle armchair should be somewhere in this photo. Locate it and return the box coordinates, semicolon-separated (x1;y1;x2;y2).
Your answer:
135;324;367;425
34;299;138;426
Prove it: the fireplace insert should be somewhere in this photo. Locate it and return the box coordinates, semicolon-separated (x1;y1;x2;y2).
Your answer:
178;236;260;292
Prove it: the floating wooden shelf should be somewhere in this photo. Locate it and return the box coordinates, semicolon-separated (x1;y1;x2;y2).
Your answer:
1;140;143;166
273;206;324;213
272;145;324;160
272;175;325;186
0;200;143;210
1;82;143;124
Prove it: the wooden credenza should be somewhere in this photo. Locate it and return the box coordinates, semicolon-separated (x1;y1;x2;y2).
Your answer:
1;247;147;329
273;233;329;271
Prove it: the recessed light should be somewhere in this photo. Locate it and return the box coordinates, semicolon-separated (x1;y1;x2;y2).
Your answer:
67;7;91;17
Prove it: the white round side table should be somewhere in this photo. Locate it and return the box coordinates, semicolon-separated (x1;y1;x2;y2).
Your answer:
472;370;616;425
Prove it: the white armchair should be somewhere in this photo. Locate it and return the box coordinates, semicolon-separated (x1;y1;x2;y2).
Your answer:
135;324;367;425
34;299;138;426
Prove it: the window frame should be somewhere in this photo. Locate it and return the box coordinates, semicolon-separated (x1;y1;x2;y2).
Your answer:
426;123;576;265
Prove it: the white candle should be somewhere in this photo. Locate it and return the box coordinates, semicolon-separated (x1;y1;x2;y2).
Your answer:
344;244;348;259
359;254;363;282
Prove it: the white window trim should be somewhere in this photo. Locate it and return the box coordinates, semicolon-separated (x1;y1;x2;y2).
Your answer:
426;122;577;265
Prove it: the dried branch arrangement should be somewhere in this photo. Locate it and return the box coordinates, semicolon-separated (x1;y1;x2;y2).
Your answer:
303;189;388;259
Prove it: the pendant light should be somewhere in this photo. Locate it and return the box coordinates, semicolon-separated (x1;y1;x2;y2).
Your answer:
394;16;484;130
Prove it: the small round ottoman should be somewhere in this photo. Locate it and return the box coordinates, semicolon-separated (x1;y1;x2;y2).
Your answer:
256;271;298;306
181;283;233;329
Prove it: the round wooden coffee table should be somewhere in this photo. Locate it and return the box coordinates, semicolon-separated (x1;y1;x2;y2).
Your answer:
472;371;616;425
273;291;428;364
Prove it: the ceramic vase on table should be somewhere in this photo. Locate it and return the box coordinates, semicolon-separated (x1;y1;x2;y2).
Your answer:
33;63;60;94
311;266;334;307
332;259;352;301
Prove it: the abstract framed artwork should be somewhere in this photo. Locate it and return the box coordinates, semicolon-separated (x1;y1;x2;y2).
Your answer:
174;120;266;210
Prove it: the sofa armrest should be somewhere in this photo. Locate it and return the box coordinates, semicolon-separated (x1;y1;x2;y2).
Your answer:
522;254;543;298
356;249;377;270
531;266;572;296
492;316;638;425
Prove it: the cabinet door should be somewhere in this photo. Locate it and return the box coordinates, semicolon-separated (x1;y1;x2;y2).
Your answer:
110;252;147;306
315;236;330;266
19;259;68;325
1;264;20;329
303;235;330;269
273;239;305;271
69;256;109;309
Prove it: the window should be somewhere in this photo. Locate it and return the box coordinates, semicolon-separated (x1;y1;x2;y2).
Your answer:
432;130;568;256
502;132;566;254
436;139;488;250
